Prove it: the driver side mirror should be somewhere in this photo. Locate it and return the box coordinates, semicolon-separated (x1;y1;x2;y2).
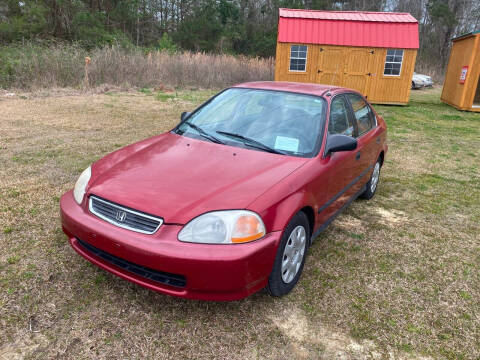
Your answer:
325;134;357;155
181;112;191;122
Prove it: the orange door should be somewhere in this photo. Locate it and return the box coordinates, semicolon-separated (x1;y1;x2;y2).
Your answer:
343;48;375;97
316;47;345;86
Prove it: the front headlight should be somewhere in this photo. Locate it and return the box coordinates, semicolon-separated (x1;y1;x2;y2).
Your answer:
73;166;91;204
178;210;266;244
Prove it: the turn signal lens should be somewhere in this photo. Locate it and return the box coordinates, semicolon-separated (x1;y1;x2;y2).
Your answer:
231;215;265;243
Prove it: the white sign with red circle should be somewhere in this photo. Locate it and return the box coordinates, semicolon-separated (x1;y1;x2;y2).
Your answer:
460;66;468;84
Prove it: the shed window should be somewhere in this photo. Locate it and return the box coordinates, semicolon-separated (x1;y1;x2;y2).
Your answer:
289;45;307;72
384;49;404;76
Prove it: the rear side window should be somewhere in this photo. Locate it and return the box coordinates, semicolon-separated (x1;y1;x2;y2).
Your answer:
328;96;354;137
346;94;374;136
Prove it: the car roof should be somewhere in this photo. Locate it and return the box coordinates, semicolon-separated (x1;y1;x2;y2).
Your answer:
232;81;346;98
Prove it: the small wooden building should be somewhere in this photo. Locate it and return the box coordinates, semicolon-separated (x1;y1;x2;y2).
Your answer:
274;9;419;105
441;31;480;112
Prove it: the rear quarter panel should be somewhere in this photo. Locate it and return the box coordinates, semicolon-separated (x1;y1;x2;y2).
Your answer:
373;110;388;160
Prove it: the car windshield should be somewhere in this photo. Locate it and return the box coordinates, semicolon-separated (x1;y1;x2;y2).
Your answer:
175;88;326;157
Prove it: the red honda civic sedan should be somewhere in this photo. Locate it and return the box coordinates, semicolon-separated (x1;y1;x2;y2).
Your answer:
60;81;387;301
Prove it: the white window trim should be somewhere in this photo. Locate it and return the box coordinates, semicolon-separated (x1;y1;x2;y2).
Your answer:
289;45;308;73
383;49;404;77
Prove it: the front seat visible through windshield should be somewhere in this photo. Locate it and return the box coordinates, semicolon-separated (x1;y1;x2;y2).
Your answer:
175;88;326;157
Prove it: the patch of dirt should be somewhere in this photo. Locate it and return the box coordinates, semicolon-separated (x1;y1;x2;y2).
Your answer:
372;207;408;227
0;333;48;360
271;307;379;359
334;214;366;233
271;307;433;360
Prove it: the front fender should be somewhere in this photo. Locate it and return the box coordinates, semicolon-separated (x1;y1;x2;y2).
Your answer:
258;191;316;234
248;160;322;235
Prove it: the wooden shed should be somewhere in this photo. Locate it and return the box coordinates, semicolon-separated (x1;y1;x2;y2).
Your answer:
441;31;480;112
274;9;419;105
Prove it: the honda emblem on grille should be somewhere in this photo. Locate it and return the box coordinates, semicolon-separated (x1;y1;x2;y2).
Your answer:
115;210;127;222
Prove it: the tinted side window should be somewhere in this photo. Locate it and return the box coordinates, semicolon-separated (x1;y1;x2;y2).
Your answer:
328;96;354;137
346;94;374;136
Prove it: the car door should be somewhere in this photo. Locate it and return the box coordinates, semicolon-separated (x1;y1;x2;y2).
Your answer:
317;94;361;223
345;93;380;185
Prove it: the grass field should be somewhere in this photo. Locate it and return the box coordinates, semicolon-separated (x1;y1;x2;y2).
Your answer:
0;87;479;360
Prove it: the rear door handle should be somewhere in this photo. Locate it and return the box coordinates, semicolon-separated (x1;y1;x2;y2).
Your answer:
376;137;381;144
356;151;361;160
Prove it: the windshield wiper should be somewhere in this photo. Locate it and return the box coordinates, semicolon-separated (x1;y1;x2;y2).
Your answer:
183;121;225;144
216;131;286;155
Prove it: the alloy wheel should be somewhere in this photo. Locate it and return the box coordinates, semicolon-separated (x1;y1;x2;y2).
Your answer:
371;162;380;193
281;225;307;283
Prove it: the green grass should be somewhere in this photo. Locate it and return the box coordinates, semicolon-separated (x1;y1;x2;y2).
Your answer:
155;92;176;102
0;86;478;359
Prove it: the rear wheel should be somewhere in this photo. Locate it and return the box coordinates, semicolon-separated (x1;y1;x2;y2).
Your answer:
267;212;309;297
361;159;381;200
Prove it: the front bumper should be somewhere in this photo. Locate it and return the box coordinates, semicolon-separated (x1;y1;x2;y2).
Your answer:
60;191;280;301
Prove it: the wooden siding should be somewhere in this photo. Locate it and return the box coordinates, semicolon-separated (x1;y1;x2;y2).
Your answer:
441;34;480;112
274;42;417;104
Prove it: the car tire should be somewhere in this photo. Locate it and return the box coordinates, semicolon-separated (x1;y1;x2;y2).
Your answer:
267;211;310;297
361;159;382;200
411;81;416;90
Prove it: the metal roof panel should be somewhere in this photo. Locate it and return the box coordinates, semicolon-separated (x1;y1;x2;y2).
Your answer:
279;8;418;23
278;9;419;49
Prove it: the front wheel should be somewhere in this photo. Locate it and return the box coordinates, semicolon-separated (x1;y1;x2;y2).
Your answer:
361;159;381;200
267;212;309;297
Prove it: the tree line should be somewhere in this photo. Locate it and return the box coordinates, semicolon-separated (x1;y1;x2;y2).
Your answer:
1;0;480;72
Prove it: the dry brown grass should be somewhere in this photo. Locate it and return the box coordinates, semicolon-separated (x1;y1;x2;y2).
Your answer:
1;44;274;90
0;87;479;359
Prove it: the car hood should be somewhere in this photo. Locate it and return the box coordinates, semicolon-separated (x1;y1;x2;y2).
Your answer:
87;132;308;224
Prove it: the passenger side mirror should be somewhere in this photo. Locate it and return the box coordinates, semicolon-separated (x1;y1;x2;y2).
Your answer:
181;112;191;122
325;134;357;155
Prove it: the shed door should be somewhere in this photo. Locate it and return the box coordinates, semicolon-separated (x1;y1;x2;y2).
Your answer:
316;47;345;86
474;75;480;107
343;48;375;97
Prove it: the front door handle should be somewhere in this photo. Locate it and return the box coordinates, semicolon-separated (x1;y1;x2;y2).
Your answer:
356;151;361;160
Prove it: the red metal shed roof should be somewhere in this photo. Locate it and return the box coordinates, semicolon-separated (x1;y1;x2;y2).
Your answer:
278;8;419;49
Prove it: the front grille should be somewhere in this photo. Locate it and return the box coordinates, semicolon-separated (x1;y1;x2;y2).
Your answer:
77;238;186;288
89;196;163;234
